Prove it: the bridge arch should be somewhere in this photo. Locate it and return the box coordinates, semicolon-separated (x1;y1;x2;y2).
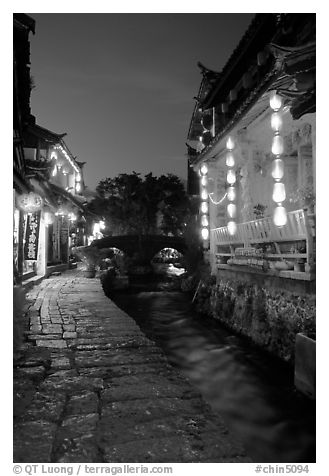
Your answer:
92;235;187;264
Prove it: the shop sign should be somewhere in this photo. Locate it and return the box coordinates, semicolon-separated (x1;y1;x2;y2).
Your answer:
24;211;41;261
17;192;43;213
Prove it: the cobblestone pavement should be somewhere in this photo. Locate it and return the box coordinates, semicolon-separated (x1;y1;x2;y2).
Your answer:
13;269;251;463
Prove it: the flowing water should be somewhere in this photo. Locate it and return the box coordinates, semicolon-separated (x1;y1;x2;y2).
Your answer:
111;289;316;463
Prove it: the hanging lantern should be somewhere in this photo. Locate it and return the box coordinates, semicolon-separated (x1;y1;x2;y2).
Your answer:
227;203;237;219
50;151;57;161
226;152;235;167
227;221;237;236
273;205;287;227
201;202;208;214
271;159;284;180
227;169;236;185
76;172;81;182
201;215;209;227
271;134;284;156
17;192;43;213
271;112;283;132
76;183;81;193
201;227;209;240
200;164;208;176
272;182;286;203
269;91;282;111
52;165;57;177
201;189;208;200
227;186;236;202
201;176;207;186
226;136;235;150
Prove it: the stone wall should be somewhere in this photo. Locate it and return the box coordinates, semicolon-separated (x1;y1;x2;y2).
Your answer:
195;272;315;364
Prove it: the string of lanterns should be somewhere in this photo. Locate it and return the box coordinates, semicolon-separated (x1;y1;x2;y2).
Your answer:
269;91;287;227
226;136;237;235
199;163;209;246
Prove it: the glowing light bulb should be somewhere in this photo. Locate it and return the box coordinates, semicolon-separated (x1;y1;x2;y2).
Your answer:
272;182;286;203
201;215;209;227
227;221;237;235
201;176;207;186
201;227;209;240
200;164;208;176
52;166;57;177
271;112;283;132
201;202;208;214
50;151;57;161
201;189;208;200
227;203;237;219
273;206;287;227
269;92;282;111
271;159;284;180
76;173;81;182
227;169;236;185
76;183;81;193
226;152;235;167
271;134;284;156
227;187;236;202
226;137;235;150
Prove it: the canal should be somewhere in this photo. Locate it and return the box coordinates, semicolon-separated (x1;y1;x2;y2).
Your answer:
110;287;316;463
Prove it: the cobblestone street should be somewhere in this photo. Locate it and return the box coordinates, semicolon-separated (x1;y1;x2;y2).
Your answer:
13;269;251;463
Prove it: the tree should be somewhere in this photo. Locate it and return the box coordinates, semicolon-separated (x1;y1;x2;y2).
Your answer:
86;172;193;237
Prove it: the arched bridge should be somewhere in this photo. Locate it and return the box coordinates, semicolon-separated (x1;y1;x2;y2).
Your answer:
91;234;187;262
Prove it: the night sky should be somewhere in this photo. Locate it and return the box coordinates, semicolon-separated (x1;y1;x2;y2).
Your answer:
29;13;255;191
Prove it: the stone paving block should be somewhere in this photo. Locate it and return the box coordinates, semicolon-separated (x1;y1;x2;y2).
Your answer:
63;324;76;332
51;317;63;324
50;356;71;370
42;323;63;334
36;339;67;348
66;392;99;415
30;315;41;325
28;333;63;341
13;420;57;462
54;435;99;463
23;391;66;422
101;435;204;463
63;331;77;339
101;381;191;402
101;396;209;421
30;324;42;333
75;349;167;368
40;373;103;393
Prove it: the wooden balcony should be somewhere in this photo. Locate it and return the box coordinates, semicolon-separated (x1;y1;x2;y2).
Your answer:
210;209;315;280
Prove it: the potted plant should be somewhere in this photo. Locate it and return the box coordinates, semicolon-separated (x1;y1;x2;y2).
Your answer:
72;246;101;278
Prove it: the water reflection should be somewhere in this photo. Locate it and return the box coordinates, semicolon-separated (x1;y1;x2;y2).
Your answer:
112;290;315;462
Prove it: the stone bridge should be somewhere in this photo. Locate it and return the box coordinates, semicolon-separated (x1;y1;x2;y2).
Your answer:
91;234;187;262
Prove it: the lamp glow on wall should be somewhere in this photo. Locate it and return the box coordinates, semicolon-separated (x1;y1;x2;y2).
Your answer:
269;91;287;227
199;163;209;246
226;136;237;235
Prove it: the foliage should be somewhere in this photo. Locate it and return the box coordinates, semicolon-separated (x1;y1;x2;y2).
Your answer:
253;203;267;219
152;247;183;264
86;172;192;237
289;186;316;208
71;246;103;270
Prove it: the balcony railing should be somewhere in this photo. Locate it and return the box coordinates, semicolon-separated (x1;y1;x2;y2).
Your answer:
210;209;315;277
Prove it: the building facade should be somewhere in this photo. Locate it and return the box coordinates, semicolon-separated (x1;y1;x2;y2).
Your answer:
13;14;87;284
186;14;316;370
